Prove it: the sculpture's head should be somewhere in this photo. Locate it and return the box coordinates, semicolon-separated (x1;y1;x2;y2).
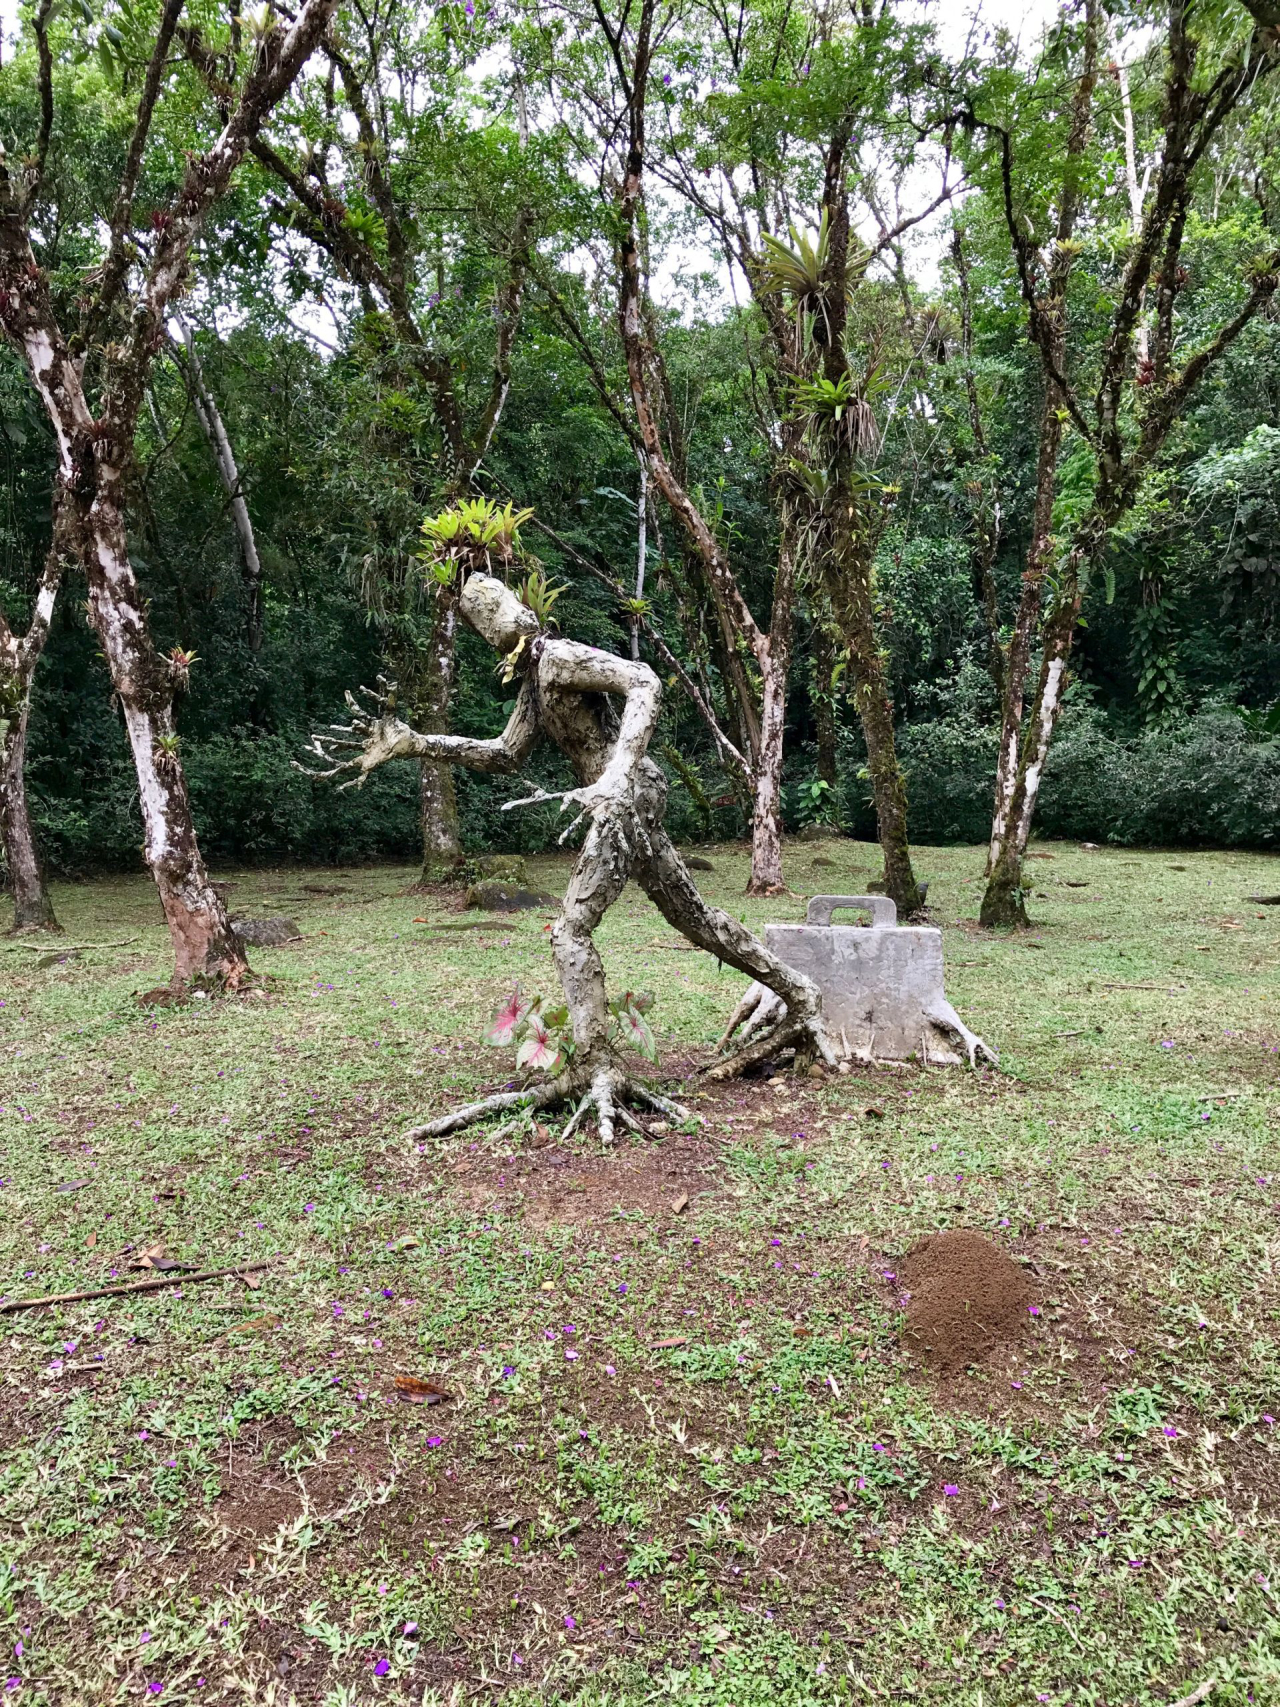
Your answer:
459;573;541;653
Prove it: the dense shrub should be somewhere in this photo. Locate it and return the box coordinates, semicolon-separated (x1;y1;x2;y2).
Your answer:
1038;707;1280;848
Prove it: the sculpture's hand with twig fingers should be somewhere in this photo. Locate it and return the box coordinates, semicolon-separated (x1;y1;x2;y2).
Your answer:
295;680;428;789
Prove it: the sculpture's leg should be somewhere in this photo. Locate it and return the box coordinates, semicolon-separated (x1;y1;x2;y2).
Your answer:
550;812;634;1062
634;831;836;1078
408;811;692;1143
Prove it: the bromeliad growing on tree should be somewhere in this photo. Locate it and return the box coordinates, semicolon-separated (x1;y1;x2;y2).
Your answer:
300;502;837;1142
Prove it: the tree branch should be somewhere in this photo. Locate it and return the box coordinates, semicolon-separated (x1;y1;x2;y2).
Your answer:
87;0;186;336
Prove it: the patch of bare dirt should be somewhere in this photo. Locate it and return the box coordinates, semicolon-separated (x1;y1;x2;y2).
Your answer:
449;1130;720;1229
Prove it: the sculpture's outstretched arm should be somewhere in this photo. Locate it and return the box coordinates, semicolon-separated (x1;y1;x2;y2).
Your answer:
504;641;662;843
298;677;539;789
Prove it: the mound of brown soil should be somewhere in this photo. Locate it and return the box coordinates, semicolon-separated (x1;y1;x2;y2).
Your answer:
899;1230;1031;1371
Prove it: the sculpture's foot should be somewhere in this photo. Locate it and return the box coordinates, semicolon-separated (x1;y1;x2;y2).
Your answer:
707;986;837;1081
405;1062;694;1146
924;1001;998;1068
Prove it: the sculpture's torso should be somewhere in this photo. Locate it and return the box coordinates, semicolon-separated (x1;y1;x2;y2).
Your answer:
532;640;667;811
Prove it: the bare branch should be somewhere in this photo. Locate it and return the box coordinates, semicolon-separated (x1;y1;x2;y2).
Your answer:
27;0;55;209
88;0;186;334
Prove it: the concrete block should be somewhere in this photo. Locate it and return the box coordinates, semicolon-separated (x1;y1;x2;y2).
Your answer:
732;895;994;1066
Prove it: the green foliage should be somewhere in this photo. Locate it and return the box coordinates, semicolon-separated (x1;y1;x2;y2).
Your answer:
421;499;536;584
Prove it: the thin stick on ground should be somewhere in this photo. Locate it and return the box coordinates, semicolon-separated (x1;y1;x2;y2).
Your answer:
1167;1679;1215;1707
2;936;139;954
0;1261;269;1314
1166;1684;1215;1707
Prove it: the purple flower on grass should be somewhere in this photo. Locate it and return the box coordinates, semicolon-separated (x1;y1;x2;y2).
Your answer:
374;1657;390;1676
943;1484;959;1496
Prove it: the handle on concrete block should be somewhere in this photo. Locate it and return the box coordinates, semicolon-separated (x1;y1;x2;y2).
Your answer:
806;894;898;929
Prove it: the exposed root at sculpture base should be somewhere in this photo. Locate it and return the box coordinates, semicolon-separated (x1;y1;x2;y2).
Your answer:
704;997;837;1081
716;981;995;1071
405;1059;693;1146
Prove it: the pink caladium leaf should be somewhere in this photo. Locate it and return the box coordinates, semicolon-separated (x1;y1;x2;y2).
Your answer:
516;1012;564;1074
615;1000;658;1061
541;1004;570;1032
631;990;656;1015
486;986;532;1047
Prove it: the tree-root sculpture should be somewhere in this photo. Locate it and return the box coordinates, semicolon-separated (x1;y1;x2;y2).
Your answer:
300;562;835;1138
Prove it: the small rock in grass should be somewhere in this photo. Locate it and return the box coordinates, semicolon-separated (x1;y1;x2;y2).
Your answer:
687;856;715;872
476;853;528;884
465;880;558;912
230;916;302;947
812;856;836;868
649;1120;671;1136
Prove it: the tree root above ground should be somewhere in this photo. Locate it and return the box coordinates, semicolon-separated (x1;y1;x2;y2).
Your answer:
405;1059;692;1146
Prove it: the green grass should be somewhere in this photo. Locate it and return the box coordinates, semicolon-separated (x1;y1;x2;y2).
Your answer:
1;837;1279;1705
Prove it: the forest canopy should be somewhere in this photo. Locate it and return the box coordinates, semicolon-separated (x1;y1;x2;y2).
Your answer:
1;0;1278;957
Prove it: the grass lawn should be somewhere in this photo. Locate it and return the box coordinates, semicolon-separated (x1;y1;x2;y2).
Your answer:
1;836;1278;1706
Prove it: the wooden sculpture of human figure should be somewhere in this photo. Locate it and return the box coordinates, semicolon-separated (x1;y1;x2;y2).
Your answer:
302;563;835;1142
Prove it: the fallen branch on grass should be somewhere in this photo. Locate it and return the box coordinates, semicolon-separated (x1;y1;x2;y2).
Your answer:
1;936;139;955
1167;1682;1215;1707
0;1262;269;1314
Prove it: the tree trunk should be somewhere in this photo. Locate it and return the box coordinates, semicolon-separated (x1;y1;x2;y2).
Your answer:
178;321;264;653
631;451;647;662
747;650;787;895
811;615;839;794
416;581;462;884
819;503;922;915
0;695;59;933
987;392;1064;881
980;584;1081;928
746;523;798;896
81;498;249;984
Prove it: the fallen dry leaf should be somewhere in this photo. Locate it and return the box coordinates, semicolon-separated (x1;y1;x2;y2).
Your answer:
863;1106;885;1120
129;1243;168;1270
240;1268;263;1290
671;1192;689;1215
413;916;429;923
394;1374;453;1406
228;1314;281;1335
84;1232;97;1250
650;1336;689;1350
